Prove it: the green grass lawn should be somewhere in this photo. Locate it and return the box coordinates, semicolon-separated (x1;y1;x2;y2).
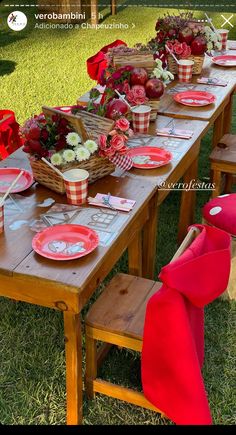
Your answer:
0;2;236;425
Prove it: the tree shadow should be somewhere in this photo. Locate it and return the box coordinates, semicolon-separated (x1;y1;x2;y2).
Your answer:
0;60;17;76
0;29;26;48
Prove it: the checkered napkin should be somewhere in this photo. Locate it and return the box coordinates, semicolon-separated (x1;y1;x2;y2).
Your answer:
197;77;228;87
109;154;133;170
156;127;193;139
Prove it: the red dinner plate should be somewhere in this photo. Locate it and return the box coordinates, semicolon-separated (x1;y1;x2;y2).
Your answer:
128;146;172;169
174;91;216;107
212;55;236;67
32;224;99;261
0;167;34;193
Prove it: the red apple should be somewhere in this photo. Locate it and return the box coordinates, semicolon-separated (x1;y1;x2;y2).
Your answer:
130;67;148;86
106;98;129;120
145;78;165;99
191;36;207;55
179;27;194;45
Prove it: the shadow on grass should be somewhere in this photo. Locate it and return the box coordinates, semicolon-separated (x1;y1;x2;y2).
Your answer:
0;60;16;76
0;29;26;48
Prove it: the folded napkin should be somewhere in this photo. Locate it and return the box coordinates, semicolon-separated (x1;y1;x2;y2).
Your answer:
229;41;236;50
88;193;136;212
156;127;193;139
197;77;228;87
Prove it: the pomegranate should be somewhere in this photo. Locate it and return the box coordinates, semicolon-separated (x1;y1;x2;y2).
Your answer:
145;78;165;99
130;67;149;86
106;98;129;120
191;36;207;56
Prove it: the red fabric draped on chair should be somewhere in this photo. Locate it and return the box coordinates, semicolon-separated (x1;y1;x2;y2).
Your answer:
141;224;231;425
0;110;22;160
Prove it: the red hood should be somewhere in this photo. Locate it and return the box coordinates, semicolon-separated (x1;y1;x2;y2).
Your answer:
159;224;231;307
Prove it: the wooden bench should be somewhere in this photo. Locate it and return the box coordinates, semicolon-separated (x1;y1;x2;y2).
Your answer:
85;227;199;413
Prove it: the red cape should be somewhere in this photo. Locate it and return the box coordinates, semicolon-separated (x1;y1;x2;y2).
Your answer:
141;224;231;425
86;40;127;83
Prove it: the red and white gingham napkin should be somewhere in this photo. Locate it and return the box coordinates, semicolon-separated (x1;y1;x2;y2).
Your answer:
109;153;133;171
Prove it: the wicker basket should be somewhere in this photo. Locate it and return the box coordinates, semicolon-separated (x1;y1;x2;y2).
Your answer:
77;110;114;140
113;51;156;75
148;99;160;122
167;55;204;75
30;154;115;194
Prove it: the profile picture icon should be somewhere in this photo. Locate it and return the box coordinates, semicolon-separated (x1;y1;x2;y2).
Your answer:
7;11;27;31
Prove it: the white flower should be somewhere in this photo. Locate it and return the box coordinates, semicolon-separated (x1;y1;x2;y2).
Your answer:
66;132;81;147
162;71;170;82
62;149;76;163
155;58;163;69
84;140;98;154
75;146;90;162
215;41;221;50
207;42;213;51
50;153;63;166
152;68;162;79
166;71;174;81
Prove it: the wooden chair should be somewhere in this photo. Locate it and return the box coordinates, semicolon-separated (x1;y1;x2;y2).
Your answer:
210;134;236;198
85;227;199;414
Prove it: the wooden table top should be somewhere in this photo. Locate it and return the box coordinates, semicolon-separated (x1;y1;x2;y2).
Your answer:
78;48;236;123
158;51;236;121
0;114;208;296
127;115;209;186
0;150;155;295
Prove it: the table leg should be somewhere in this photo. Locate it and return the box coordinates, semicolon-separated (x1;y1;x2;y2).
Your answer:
178;157;198;244
64;311;83;425
142;191;159;280
91;1;98;25
213;111;224;148
128;231;142;277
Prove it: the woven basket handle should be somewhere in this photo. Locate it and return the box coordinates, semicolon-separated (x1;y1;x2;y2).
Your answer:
42;105;89;142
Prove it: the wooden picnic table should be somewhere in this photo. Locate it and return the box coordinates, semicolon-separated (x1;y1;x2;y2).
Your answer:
158;50;236;147
0;113;208;424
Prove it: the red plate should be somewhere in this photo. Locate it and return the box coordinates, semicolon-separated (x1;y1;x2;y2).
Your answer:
212;55;236;67
128;146;172;169
32;224;99;261
174;91;216;107
0;167;34;193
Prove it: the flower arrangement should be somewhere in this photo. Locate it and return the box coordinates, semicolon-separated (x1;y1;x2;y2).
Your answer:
20;113;98;166
98;117;133;159
147;12;222;67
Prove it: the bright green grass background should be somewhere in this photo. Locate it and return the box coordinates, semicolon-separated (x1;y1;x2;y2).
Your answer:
0;1;236;425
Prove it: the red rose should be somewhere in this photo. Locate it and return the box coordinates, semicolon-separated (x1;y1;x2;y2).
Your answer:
99;134;107;150
127;85;148;105
173;42;183;55
55;136;66;151
115;118;130;132
29;126;41;140
118;144;128;155
180;45;192;59
58;118;69;129
112;71;122;80
105;145;116;158
28;139;42;153
41;128;49;141
110;134;125;151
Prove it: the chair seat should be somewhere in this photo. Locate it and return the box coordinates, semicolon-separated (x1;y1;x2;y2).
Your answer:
86;273;162;340
202;193;236;237
210;134;236;165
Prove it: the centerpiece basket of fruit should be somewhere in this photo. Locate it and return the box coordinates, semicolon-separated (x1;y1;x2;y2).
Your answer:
147;12;222;75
